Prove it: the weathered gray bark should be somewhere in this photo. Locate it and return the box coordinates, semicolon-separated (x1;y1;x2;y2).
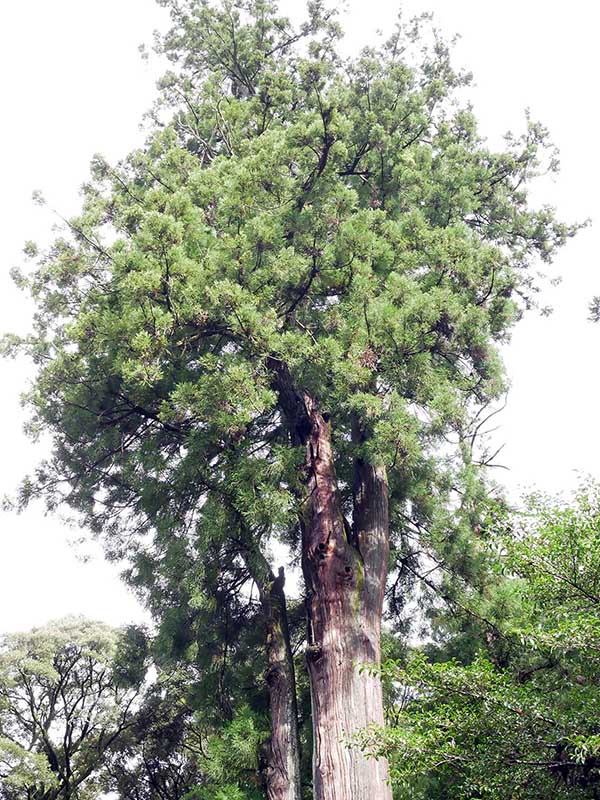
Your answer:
269;357;392;800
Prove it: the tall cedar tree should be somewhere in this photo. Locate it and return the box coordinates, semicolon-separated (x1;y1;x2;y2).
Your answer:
5;1;576;797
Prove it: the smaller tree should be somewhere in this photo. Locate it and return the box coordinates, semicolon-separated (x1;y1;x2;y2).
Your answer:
357;484;600;800
0;617;146;800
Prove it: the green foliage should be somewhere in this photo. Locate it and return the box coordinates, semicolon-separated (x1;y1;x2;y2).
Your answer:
198;706;267;797
186;784;261;800
6;0;573;568
203;706;264;778
0;739;57;796
361;485;600;799
113;624;151;687
0;617;145;800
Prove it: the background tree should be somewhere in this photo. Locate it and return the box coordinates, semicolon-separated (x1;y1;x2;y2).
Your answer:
0;617;146;800
105;675;210;800
358;484;600;799
4;1;578;797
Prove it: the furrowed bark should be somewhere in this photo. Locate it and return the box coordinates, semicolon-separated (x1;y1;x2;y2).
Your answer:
270;359;392;800
242;542;302;800
301;398;392;800
261;568;303;800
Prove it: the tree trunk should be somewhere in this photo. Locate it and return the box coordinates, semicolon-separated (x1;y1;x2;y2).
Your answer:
261;567;303;800
242;538;302;800
300;396;392;800
269;360;392;800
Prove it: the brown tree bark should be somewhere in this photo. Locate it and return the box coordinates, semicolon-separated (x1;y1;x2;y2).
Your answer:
301;397;392;800
261;567;303;800
269;358;392;800
241;540;302;800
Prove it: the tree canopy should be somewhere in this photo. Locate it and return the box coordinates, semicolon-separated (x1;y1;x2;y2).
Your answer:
8;0;572;562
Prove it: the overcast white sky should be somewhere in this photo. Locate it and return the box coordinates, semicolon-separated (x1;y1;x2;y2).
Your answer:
1;0;599;634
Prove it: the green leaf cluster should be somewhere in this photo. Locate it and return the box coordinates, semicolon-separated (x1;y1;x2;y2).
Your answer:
364;485;600;799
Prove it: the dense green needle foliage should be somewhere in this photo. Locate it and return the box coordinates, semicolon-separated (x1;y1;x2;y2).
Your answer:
7;1;572;560
105;670;255;800
359;485;600;800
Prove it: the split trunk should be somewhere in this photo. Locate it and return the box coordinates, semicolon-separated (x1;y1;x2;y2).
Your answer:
301;397;392;800
271;360;392;800
261;568;303;800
